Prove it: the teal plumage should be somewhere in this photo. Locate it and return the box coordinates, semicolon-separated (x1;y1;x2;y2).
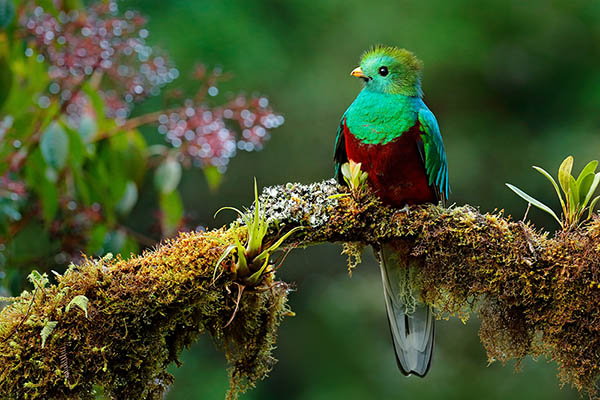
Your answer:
333;46;449;376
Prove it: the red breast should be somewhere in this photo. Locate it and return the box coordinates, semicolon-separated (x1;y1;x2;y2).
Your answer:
343;120;437;207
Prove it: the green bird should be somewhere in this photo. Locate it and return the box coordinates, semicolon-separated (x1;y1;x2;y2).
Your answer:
334;46;449;377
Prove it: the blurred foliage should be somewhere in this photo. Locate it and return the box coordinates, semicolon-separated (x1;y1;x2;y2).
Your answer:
0;0;282;294
2;0;599;398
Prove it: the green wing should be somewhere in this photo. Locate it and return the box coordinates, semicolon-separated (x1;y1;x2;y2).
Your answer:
418;107;449;202
333;113;348;184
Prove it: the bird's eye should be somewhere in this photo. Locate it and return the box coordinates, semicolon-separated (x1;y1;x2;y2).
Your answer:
378;66;389;76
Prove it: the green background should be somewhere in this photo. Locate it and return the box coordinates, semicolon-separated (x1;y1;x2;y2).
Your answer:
121;0;600;398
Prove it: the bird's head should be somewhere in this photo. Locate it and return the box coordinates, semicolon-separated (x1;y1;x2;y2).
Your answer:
351;46;423;97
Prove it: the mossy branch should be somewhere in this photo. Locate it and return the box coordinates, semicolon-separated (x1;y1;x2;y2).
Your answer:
2;179;600;399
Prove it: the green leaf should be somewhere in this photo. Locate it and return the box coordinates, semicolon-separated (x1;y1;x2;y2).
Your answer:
233;234;249;276
0;55;13;112
214;244;236;281
506;183;562;226
40;320;58;348
154;158;182;194
78;115;98;143
0;0;15;29
159;190;183;236
40;122;69;170
255;226;303;262
73;170;91;205
583;173;600;211
589;195;600;220
214;206;245;220
64;125;86;168
28;270;49;289
119;130;147;182
204;166;223;192
569;175;579;211
87;224;108;254
247;178;267;255
576;160;598;185
558;156;574;199
40;176;58;224
66;295;89;318
246;255;270;286
578;172;595;208
116;181;138;216
62;0;83;12
340;163;351;186
119;235;140;259
81;83;106;130
533;166;566;216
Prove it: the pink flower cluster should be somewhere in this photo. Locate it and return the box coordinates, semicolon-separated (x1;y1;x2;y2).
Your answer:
158;95;284;172
21;1;177;121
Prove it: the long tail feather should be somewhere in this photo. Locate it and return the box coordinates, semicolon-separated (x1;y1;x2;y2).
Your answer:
379;244;434;377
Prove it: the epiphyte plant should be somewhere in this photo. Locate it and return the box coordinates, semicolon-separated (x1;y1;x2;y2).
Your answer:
506;155;600;230
328;160;369;200
341;160;369;192
214;179;302;286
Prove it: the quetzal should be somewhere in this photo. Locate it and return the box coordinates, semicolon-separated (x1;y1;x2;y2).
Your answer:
333;46;449;377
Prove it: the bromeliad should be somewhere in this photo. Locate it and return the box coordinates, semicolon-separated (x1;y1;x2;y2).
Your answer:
334;46;449;377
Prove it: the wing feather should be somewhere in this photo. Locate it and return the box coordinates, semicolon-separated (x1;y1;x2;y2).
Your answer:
333;114;348;184
417;107;450;203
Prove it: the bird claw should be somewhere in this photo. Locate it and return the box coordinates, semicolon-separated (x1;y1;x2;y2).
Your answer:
398;204;411;215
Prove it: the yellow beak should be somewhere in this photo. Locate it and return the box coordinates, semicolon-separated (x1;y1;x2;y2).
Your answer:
350;66;367;79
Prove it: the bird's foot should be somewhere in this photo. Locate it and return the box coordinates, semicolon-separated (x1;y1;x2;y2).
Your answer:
398;204;411;215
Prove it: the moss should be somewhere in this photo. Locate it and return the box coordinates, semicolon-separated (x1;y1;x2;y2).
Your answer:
0;229;290;399
2;179;600;398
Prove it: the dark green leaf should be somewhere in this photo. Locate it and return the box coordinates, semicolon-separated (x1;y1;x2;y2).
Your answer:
87;224;107;254
568;175;579;212
73;170;91;205
583;173;600;210
24;149;45;189
578;173;595;206
0;56;12;111
123;130;147;182
506;183;562;226
40;175;58;224
589;195;600;220
65;125;86;168
119;235;139;259
159;190;183;236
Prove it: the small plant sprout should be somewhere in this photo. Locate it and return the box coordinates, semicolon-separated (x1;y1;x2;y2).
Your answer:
507;156;600;230
327;160;370;201
341;160;369;190
214;179;302;286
